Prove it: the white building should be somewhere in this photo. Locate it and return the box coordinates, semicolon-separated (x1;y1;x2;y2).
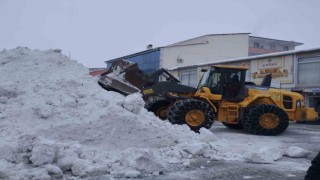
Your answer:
161;33;249;69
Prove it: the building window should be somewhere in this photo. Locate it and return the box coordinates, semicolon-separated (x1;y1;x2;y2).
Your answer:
260;45;264;49
298;56;320;85
254;42;260;48
180;70;198;87
270;44;276;50
126;51;160;74
283;46;289;51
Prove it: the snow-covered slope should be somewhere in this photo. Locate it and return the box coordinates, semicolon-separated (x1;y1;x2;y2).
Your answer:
0;47;310;179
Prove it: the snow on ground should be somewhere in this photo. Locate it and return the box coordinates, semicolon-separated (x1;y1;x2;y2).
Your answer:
0;47;312;179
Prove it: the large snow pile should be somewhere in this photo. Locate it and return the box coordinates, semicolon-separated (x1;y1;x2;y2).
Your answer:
0;47;309;179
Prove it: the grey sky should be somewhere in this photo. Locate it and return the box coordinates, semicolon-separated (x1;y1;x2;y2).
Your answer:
1;0;319;68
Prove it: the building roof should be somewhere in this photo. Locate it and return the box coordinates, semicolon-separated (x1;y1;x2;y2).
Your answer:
249;36;303;46
213;64;249;70
165;33;251;48
248;47;280;54
169;47;320;71
89;69;107;77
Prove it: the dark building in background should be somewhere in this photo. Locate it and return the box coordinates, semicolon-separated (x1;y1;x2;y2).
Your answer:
106;47;160;74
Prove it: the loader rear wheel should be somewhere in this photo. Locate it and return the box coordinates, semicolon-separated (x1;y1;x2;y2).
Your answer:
222;122;244;129
167;99;215;131
145;97;171;120
243;104;289;136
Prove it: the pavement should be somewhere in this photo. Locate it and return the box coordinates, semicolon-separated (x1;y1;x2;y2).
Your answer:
144;122;320;180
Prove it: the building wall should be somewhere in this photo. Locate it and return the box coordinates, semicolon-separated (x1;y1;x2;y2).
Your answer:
294;51;320;109
248;48;280;56
179;67;198;87
250;55;294;88
248;36;297;56
172;54;298;90
249;39;295;51
160;34;249;69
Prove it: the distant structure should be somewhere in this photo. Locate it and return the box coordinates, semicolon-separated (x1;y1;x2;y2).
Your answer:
105;33;302;77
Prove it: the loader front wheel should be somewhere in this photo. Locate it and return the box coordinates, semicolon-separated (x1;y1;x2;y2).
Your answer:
145;97;171;120
243;104;289;136
167;99;215;131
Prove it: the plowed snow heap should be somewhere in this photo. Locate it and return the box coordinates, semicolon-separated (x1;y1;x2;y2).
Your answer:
0;47;307;179
0;47;218;179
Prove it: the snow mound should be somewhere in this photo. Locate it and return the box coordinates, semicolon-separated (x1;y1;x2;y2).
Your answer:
284;146;311;158
0;47;226;179
244;147;283;164
123;93;145;114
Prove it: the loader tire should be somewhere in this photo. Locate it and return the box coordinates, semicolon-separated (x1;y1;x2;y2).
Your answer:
243;104;289;136
145;97;171;120
222;122;244;129
167;99;215;132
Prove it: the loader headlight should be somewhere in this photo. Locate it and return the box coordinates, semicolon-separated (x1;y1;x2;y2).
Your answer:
296;100;301;108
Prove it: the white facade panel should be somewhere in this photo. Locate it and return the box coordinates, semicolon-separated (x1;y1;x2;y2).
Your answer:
160;34;249;69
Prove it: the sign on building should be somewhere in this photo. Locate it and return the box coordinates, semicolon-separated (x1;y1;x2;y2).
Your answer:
250;56;293;85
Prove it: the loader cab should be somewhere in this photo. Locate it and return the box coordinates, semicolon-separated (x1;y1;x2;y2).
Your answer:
199;65;248;102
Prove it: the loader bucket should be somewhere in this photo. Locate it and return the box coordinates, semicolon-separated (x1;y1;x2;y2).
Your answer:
98;59;151;95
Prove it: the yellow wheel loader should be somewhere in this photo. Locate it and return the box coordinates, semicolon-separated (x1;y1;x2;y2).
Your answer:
142;65;318;135
99;60;318;135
